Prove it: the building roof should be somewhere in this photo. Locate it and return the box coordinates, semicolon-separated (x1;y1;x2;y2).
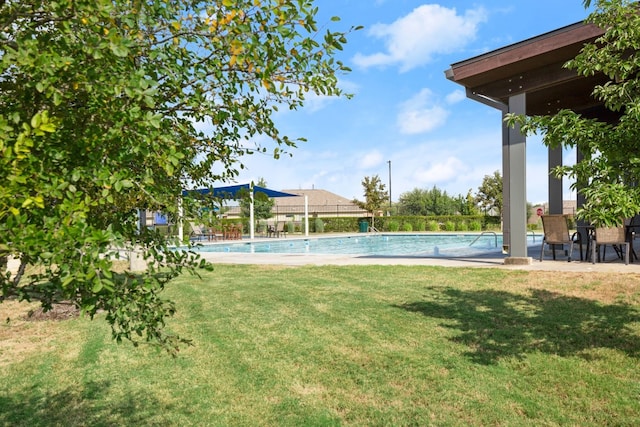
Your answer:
274;189;360;207
445;21;615;120
223;188;366;217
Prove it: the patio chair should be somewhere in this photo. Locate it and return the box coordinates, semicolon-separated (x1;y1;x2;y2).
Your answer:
275;221;286;238
233;223;243;239
591;226;629;265
267;222;277;238
625;214;640;261
539;214;581;262
223;224;233;240
209;226;223;241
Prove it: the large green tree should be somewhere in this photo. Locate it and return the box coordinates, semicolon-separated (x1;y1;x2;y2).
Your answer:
353;175;388;230
397;186;475;216
475;171;503;218
0;0;355;353
507;0;640;227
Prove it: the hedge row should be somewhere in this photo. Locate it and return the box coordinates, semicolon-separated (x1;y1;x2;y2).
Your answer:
319;215;502;233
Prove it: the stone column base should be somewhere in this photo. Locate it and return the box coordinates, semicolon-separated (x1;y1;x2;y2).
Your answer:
503;257;533;266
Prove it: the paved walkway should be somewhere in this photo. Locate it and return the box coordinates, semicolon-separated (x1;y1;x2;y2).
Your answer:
195;233;640;273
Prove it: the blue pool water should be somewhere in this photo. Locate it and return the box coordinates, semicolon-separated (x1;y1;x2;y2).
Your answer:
193;233;541;257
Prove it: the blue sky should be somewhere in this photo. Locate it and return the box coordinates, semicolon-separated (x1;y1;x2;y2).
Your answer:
232;1;595;205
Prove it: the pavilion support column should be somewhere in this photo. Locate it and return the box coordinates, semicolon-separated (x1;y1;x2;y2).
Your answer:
575;149;588;230
501;109;510;254
177;197;184;243
503;93;531;265
576;149;586;211
249;189;255;240
304;195;309;237
548;145;563;214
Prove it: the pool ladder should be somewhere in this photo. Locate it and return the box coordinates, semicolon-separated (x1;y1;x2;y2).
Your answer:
469;231;498;248
469;231;538;248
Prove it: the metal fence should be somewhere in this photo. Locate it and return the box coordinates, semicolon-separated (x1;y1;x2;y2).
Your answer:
225;204;368;218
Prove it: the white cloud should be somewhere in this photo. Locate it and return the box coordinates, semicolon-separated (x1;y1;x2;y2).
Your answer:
413;156;466;184
359;150;384;169
352;4;487;71
302;92;337;113
445;89;466;105
397;88;449;134
301;79;361;113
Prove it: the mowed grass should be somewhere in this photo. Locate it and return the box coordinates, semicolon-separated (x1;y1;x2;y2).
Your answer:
1;264;640;426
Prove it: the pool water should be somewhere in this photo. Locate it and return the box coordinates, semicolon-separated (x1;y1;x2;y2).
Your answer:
193;233;541;257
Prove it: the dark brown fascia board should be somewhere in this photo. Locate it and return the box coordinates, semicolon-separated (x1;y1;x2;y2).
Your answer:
445;21;604;84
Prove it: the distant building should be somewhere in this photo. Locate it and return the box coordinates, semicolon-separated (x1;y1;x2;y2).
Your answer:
224;188;367;221
274;189;367;221
530;201;577;224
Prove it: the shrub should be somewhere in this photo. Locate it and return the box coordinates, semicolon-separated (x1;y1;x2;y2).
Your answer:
402;222;413;232
322;217;358;232
427;220;439;231
444;221;455;231
469;221;482;231
456;221;469;231
286;221;295;233
416;220;426;231
388;220;400;232
256;221;268;235
314;218;324;233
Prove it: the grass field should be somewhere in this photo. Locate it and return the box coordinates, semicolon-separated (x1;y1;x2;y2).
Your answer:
1;264;639;426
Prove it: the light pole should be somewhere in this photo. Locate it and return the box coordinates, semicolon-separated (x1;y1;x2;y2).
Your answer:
387;160;392;210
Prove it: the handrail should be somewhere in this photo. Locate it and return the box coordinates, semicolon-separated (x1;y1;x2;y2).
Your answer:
469;231;498;247
528;230;538;243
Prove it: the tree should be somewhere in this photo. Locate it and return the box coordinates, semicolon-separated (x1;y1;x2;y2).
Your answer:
0;0;355;353
398;186;478;216
353;175;388;230
397;188;428;216
476;171;503;218
239;178;275;220
506;0;640;227
462;189;480;216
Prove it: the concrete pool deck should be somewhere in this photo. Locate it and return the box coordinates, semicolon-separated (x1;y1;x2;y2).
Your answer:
193;233;640;273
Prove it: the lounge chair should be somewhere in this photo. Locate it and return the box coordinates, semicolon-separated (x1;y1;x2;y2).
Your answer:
539;214;582;262
189;222;209;241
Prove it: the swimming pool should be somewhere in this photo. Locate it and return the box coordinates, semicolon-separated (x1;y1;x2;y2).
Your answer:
193;233;541;257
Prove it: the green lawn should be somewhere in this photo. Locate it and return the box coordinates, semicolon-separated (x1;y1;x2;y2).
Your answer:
1;265;639;426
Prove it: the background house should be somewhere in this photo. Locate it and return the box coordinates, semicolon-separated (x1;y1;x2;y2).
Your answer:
223;188;367;222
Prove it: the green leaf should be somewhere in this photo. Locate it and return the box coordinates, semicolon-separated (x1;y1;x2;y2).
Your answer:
92;279;103;293
31;112;42;128
110;43;130;58
61;277;75;289
40;123;56;133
